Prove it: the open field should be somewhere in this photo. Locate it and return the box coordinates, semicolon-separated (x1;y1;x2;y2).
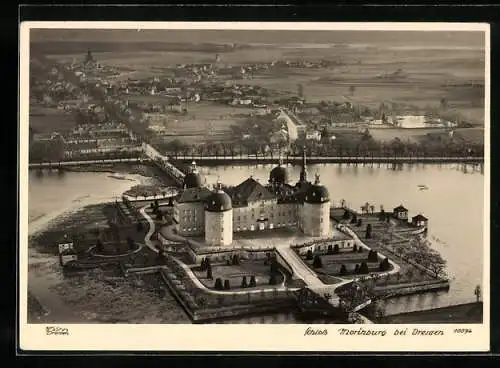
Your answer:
368;128;447;143
454;127;485;145
37;38;484;146
30;105;76;133
129;101;256;144
47;268;189;323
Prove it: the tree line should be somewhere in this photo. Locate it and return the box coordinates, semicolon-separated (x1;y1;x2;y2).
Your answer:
154;132;483;160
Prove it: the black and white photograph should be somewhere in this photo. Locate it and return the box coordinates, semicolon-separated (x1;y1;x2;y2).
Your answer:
19;22;489;352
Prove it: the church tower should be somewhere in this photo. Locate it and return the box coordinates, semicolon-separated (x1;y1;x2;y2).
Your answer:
85;49;94;64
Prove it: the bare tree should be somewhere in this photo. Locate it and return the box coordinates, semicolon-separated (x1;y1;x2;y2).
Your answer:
297;84;304;99
427;259;447;279
440;97;448;111
406;268;414;282
474;285;481;303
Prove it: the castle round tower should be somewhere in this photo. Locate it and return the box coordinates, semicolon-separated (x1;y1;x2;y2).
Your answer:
302;174;330;237
182;161;203;189
269;154;288;186
204;181;233;246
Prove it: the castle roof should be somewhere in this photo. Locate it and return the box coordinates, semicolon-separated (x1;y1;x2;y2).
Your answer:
393;205;408;212
182;172;202;189
205;189;232;212
226;177;276;207
176;187;212;204
305;175;330;204
266;183;299;204
269;165;288;185
412;214;428;221
182;161;203;189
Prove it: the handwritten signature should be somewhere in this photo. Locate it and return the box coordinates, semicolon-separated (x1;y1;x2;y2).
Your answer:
46;326;69;336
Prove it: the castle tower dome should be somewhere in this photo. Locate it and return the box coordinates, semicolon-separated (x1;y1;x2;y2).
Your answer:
182;161;203;189
269;152;288;185
305;173;330;204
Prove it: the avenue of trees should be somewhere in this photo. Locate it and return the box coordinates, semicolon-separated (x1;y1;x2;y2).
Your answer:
152;124;483;161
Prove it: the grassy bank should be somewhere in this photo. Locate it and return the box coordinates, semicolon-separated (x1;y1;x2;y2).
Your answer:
27;290;48;321
48;268;190;323
28;204;189;323
29;203;110;255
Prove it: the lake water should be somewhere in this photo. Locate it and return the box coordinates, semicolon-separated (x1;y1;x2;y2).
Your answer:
197;162;485;316
27;162;485;318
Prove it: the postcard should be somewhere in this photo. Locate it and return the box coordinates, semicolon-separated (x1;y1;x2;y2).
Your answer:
19;21;490;352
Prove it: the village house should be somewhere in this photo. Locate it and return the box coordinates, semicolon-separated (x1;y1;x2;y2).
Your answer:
64;141;100;157
305;130;322;141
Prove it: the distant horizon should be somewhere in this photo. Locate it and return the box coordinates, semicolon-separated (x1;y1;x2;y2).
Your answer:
30;29;485;49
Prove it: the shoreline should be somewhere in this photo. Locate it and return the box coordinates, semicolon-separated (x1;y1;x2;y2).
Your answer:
28;166;164;238
27;166;170;323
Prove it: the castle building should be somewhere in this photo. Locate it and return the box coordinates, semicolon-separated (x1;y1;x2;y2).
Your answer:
172;150;331;246
173;161;212;236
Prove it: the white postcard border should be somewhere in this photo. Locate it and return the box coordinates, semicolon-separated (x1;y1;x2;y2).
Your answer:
18;21;491;352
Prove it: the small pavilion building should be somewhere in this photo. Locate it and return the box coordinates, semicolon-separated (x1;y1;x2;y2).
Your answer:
392;205;409;220
411;214;428;227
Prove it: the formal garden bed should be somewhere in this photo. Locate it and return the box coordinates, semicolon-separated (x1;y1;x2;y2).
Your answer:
296;245;394;279
159;255;296;322
192;254;285;291
333;208;446;283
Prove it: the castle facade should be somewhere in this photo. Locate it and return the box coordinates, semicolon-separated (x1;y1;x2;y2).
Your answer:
173;152;331;246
